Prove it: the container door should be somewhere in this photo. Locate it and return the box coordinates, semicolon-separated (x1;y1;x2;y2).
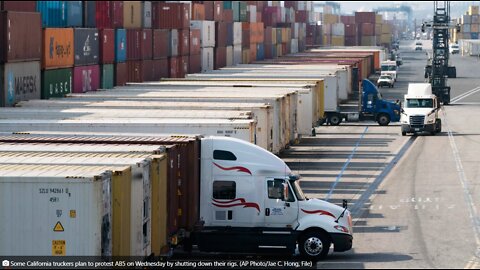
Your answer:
263;178;298;228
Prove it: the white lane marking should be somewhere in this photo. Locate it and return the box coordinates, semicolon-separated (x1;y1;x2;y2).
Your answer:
325;126;368;201
350;136;416;219
451;86;480;104
443;110;480;268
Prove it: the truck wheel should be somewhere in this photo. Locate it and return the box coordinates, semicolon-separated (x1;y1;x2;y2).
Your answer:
436;119;442;133
402;131;407;136
329;114;342;126
377;114;391;126
299;231;331;261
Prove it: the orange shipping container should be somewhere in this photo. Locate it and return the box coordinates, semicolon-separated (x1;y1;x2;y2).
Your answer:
192;3;205;20
249;43;257;61
42;28;74;69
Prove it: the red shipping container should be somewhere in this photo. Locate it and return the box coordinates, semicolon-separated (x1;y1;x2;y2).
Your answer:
263;7;281;27
126;60;141;82
345;24;357;37
359;23;375;36
1;1;36;11
249;43;256;62
215;22;228;47
178;29;190;56
191;3;205;20
242;22;250;48
126;29;141;60
178;55;188;78
153;29;169;59
153;58;169;79
214;46;226;69
213;1;223;22
284;1;296;9
111;1;123;28
223;9;233;23
141;29;153;59
264;43;273;59
355;12;376;24
282;43;287;55
115;62;127;86
190;29;201;55
306;37;314;46
142;60;155;81
73;65;100;93
341;15;355;24
345;36;357;46
295;10;308;23
264;27;272;44
189;54;201;74
306;24;316;38
99;29;115;64
95;1;123;29
256;12;262;23
152;2;190;29
203;1;214;20
168;57;179;78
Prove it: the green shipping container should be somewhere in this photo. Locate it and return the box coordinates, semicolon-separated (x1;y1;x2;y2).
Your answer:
224;1;232;10
41;68;73;99
101;64;114;89
239;2;247;22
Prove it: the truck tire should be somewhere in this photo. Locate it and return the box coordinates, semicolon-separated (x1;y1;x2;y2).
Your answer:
329;114;342;126
402;131;407;136
377;114;391;126
436;119;442;133
299;231;331;261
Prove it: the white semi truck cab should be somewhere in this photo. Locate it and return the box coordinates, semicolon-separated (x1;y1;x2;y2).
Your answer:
194;137;353;260
401;83;442;136
380;60;398;81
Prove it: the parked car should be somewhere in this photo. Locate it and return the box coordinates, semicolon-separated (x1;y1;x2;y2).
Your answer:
449;43;459;54
377;74;395;88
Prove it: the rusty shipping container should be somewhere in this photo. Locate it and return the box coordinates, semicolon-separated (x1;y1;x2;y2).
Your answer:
126;29;141;60
152;2;189;29
215;22;228;47
73;65;100;93
178;29;190;56
126;60;142;82
168;57;178;78
115;62;127;86
0;11;41;63
153;29;169;59
189;54;201;74
178;55;188;78
1;1;36;12
190;29;201;55
214;46;227;70
99;29;115;64
355;12;376;24
74;28;100;66
141;59;155;81
153;58;168;79
359;23;375;36
0;61;40;107
123;1;142;29
191;3;205;20
141;29;153;60
42;28;74;70
86;1;123;29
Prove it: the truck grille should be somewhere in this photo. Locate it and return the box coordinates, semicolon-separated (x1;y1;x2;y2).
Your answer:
410;115;425;126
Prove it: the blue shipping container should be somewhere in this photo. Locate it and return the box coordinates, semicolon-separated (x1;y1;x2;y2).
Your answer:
115;29;127;62
83;1;96;28
37;1;67;27
472;33;479;39
256;43;264;61
66;1;83;27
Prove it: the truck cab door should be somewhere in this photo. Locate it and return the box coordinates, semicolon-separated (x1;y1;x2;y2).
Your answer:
264;178;299;228
363;92;376;114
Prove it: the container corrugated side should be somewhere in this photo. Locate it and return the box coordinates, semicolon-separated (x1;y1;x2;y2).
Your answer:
42;28;74;69
101;64;114;89
123;1;142;29
72;65;100;93
41;68;72;99
99;29;115;64
74;28;100;66
115;29;127;62
0;61;41;107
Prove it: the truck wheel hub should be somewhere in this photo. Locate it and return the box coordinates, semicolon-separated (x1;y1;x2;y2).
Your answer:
304;237;323;256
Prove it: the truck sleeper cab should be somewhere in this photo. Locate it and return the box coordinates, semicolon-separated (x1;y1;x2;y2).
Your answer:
195;137;353;260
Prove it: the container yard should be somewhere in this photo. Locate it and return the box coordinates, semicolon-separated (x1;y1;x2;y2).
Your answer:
3;1;480;269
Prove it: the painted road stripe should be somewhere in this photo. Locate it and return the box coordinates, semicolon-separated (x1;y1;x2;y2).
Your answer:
451;86;480;104
350;136;416;218
325;126;368;201
443;110;480;269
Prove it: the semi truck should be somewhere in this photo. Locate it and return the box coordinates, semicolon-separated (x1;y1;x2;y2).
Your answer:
401;83;442;136
323;79;401;126
0;134;353;260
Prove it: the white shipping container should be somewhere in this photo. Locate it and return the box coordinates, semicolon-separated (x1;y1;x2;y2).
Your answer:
290;39;299;54
170;29;179;56
0;142;165;153
462;24;471;33
143;1;152;28
280;7;286;23
248;5;257;22
0;165;113;256
462;15;472;24
190;20;215;48
233;45;242;65
233;22;242;45
226;46;233;67
201;47;214;72
331;23;345;36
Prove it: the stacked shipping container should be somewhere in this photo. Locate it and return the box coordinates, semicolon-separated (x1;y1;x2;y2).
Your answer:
452;5;480;43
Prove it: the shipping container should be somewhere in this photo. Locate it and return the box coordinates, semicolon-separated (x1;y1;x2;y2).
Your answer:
215;22;228;47
99;29;115;64
190;29;201;55
112;1;124;28
73;65;100;93
192;3;205;20
115;29;127;62
214;47;227;70
84;1;124;29
36;1;66;27
226;22;234;46
223;9;233;23
115;62;127;86
355;11;376;24
178;56;189;78
142;29;153;59
226;46;233;66
123;1;142;29
189;54;201;74
101;64;114;89
0;61;40;107
127;29;142;60
152;2;189;29
41;68;72;99
201;47;214;72
331;23;345;36
74;28;100;66
153;58;169;79
143;1;152;28
1;1;36;12
191;20;215;48
126;60;142;82
169;29;179;57
359;23;375;36
178;29;189;56
142;59;155;81
42;28;74;70
0;11;42;63
168;57;178;78
153;29;169;59
65;1;82;27
233;22;242;45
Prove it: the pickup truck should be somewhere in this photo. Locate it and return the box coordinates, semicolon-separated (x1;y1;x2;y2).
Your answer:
377;74;395;88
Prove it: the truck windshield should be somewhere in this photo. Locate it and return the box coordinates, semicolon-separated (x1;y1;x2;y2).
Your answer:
381;65;397;71
406;99;434;108
290;180;306;201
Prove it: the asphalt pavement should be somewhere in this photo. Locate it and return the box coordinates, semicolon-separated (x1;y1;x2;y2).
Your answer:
282;40;480;268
